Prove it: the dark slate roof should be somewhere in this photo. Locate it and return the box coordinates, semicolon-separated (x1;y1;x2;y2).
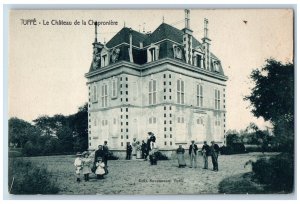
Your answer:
106;27;147;48
143;23;183;46
143;23;203;50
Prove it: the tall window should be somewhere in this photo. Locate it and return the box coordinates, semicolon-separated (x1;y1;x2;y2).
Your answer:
150;48;155;61
92;84;97;102
215;89;220;110
197;84;203;107
111;77;117;98
149;80;157;105
101;84;108;107
147;44;159;62
177;79;184;104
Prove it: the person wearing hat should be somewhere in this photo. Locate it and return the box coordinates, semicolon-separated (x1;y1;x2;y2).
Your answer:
82;151;92;181
210;141;220;171
189;140;198;168
201;141;210;169
74;152;83;182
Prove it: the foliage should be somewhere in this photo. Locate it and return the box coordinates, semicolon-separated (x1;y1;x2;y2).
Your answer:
154;151;169;160
8;159;59;194
218;172;265;194
9;103;89;156
226;134;240;146
244;59;294;153
251;153;294;193
244;59;294;123
220;143;246;155
107;151;119;160
9;118;39;148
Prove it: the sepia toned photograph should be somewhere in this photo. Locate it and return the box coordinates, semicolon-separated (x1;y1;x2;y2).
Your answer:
7;8;294;196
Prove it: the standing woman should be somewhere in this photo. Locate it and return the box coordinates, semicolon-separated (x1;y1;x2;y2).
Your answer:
176;145;186;168
82;151;92;181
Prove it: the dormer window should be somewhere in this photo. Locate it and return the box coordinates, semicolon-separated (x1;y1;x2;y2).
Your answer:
101;48;110;67
214;61;220;72
193;52;204;68
147;44;159;62
173;45;183;59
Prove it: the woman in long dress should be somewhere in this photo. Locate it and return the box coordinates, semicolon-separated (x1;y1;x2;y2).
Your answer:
176;145;186;168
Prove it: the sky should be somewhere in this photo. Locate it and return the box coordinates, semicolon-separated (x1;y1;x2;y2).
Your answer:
8;9;293;131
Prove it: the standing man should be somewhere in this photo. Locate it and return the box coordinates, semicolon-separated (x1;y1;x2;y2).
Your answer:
189;140;198;168
145;132;152;161
141;140;147;159
126;142;133;160
201;141;210;169
103;141;109;167
210;141;220;171
94;145;104;164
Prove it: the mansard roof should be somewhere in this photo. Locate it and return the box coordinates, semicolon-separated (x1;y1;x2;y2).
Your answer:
90;22;225;76
106;27;147;48
143;23;203;49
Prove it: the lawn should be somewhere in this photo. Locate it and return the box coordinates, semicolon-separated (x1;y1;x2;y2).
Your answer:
22;152;273;195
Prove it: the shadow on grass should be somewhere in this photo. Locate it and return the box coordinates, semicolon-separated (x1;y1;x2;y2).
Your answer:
218;172;266;194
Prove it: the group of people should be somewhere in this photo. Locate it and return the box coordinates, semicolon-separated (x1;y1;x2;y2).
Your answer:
73;141;109;182
126;132;158;165
176;140;220;171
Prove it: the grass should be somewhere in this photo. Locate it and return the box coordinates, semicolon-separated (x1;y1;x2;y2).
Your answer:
16;152;275;195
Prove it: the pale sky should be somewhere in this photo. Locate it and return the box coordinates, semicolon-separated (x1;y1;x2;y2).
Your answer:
8;9;293;131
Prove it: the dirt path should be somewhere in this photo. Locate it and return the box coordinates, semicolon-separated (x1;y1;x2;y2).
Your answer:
27;152;271;195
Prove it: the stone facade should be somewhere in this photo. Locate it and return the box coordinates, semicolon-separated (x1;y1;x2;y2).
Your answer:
85;10;228;151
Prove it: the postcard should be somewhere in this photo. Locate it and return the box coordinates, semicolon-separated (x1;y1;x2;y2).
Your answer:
7;8;294;196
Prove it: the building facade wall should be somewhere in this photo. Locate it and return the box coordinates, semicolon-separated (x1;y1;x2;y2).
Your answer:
87;61;226;151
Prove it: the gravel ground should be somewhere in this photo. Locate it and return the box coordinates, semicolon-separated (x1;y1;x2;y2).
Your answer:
26;152;276;195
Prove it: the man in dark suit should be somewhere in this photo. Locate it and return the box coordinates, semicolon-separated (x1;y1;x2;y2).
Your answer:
102;141;109;167
189;140;198;168
210;141;220;171
145;132;153;160
94;145;104;163
201;141;210;169
126;143;133;160
141;140;147;159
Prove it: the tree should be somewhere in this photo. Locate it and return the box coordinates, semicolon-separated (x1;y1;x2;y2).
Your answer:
9;117;37;148
244;59;294;153
69;103;88;152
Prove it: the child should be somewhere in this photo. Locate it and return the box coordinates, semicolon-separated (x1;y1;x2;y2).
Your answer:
82;151;92;182
95;157;105;179
74;152;82;182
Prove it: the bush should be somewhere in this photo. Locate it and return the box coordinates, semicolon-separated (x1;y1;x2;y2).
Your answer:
218;172;265;194
220;143;246;155
245;145;262;152
22;141;42;156
107;151;119;160
154;151;169;160
8;159;59;194
252;153;294;193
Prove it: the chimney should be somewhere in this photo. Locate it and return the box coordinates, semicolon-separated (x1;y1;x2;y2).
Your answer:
182;9;193;65
90;21;103;70
94;22;98;43
184;9;191;29
202;18;211;71
129;28;134;63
